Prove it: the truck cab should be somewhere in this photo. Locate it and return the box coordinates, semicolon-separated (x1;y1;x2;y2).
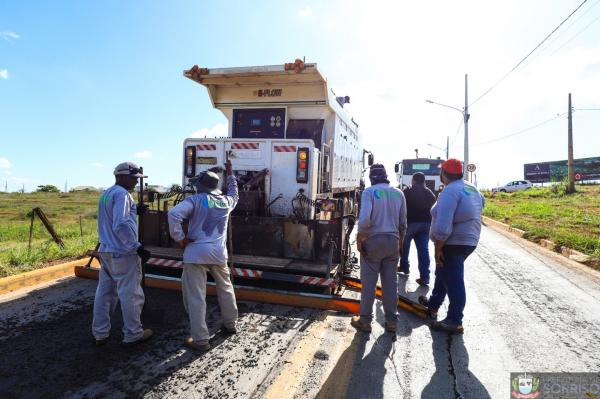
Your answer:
395;158;444;193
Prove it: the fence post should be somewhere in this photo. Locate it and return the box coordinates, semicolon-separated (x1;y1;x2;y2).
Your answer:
28;211;35;253
79;215;84;243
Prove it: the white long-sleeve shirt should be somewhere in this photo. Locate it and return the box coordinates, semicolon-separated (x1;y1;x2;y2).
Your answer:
97;185;141;254
168;175;239;265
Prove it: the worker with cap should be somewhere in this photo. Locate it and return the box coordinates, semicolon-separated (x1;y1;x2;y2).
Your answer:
92;161;153;346
419;158;485;334
399;172;437;285
168;160;239;352
352;163;407;333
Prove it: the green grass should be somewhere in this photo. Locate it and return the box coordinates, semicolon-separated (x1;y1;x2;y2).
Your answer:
483;185;600;261
0;191;100;277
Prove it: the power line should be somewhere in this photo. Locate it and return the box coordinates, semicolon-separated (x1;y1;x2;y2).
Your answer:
540;0;600;54
450;118;464;146
455;113;567;148
469;0;589;107
551;13;600;55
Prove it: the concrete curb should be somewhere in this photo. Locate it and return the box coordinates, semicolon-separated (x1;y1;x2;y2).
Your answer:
0;257;99;296
482;216;592;264
482;216;525;237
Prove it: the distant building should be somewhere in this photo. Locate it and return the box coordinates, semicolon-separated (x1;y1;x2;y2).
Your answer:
134;185;170;193
71;186;100;192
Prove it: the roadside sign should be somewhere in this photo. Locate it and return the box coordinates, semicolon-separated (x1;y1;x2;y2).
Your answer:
524;163;551;182
467;164;476;173
524;156;600;182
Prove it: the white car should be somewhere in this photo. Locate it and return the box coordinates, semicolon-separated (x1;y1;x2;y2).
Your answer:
494;180;533;193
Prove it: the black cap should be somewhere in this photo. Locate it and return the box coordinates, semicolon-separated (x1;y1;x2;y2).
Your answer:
369;163;387;179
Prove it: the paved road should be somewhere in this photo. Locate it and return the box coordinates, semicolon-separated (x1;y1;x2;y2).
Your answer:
1;226;599;398
341;226;600;398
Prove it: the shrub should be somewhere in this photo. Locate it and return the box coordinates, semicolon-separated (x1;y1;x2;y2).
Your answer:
36;185;61;193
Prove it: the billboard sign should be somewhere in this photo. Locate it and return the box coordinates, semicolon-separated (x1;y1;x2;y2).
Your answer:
524;156;600;183
524;163;550;182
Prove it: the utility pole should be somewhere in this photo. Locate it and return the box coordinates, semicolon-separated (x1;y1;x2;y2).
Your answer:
64;180;67;193
567;93;575;193
446;135;449;159
464;74;470;181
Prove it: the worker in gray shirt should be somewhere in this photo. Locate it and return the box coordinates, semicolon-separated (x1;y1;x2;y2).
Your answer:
352;164;407;334
419;158;485;334
93;162;153;347
168;160;239;352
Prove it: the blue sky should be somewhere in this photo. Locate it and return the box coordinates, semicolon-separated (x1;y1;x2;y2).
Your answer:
1;0;600;191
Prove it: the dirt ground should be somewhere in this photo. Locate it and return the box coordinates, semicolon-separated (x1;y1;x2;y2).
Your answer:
0;279;321;399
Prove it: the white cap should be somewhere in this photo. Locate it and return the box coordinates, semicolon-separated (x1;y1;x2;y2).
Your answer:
113;162;145;177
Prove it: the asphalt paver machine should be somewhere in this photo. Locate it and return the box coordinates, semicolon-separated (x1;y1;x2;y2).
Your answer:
76;60;426;317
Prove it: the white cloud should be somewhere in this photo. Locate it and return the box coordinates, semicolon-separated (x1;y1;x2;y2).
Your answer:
92;162;104;168
0;69;8;80
0;31;19;41
0;158;10;169
297;6;313;18
190;123;228;138
134;150;153;159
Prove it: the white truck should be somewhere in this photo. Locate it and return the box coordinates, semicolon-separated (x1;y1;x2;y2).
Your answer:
139;60;372;293
394;158;444;193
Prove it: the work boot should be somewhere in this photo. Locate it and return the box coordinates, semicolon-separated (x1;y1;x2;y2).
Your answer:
418;296;438;320
223;323;237;335
95;336;109;347
384;321;397;333
121;329;153;347
350;316;372;333
430;320;464;334
415;278;429;286
184;336;210;352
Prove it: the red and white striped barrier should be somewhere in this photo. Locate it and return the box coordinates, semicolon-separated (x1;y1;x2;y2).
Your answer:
232;268;263;278
231;142;259;150
147;257;183;268
146;257;334;287
196;144;217;151
300;276;336;287
274;145;297;152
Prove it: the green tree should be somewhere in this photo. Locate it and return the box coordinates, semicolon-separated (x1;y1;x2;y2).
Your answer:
36;184;60;193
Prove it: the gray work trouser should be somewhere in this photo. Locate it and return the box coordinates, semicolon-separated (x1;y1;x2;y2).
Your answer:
92;253;145;343
182;263;238;343
359;234;399;323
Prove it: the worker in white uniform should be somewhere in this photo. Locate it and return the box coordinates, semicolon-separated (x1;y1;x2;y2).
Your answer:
168;160;239;352
92;162;153;346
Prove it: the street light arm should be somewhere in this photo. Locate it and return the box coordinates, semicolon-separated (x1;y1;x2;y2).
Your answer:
427;143;444;151
425;99;464;115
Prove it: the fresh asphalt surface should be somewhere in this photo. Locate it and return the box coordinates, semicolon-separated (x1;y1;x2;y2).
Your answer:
1;226;600;398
